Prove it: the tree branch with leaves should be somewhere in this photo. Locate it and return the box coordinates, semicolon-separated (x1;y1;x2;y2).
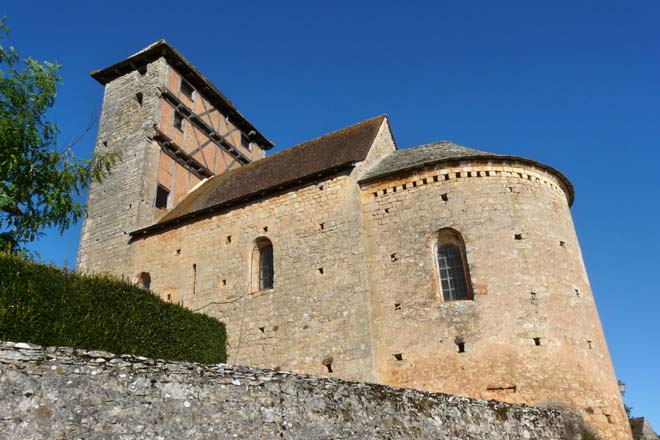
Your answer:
0;18;118;253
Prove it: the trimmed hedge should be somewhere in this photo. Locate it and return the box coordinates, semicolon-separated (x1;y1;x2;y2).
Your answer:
0;254;226;363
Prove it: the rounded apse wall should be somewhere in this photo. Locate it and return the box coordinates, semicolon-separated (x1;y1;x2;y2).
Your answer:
360;159;629;440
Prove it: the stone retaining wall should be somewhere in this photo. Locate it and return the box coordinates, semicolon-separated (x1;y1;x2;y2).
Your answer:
0;341;589;439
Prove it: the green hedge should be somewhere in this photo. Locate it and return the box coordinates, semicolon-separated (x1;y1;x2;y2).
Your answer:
0;254;226;363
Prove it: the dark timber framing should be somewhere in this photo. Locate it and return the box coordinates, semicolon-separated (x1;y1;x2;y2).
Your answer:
152;128;213;179
91;39;273;150
160;87;252;166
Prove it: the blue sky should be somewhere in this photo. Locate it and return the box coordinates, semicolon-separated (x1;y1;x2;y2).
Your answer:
4;0;659;427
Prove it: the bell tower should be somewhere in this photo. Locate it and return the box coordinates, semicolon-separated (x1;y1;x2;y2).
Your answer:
77;40;272;277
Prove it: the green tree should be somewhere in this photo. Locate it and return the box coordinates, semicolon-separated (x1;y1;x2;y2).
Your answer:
0;19;117;253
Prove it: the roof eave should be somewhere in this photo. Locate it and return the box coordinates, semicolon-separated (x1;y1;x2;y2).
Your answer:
358;154;575;206
130;163;357;238
91;40;274;150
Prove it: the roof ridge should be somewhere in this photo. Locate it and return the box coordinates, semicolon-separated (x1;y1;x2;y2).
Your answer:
223;114;387;167
217;114;387;173
284;114;386;151
125;39;167;58
413;140;458;147
407;139;486;152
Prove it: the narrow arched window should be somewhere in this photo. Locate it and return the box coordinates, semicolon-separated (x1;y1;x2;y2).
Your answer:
436;229;472;301
251;237;274;291
259;242;274;290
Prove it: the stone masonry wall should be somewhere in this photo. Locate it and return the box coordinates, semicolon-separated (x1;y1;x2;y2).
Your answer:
359;160;631;440
131;171;374;381
77;57;167;276
0;341;587;439
128;120;396;384
77;56;267;277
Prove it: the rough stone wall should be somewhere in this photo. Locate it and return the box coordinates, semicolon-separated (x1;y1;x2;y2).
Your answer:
132;172;373;380
0;341;586;440
355;118;397;178
359;160;631;440
129;120;396;383
78;58;267;277
77;57;168;276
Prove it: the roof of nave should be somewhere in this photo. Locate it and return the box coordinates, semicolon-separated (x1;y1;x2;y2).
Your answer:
131;115;388;236
359;140;574;206
91;40;273;150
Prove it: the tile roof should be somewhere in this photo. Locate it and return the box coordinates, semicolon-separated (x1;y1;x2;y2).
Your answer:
359;140;574;205
132;115;387;236
360;141;494;181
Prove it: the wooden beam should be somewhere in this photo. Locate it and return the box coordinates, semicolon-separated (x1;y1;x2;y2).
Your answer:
160;87;251;166
152;129;213;179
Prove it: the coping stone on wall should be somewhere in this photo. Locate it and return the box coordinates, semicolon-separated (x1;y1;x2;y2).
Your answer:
0;341;590;439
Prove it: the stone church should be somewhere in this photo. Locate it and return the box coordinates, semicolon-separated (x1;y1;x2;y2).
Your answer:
78;40;631;440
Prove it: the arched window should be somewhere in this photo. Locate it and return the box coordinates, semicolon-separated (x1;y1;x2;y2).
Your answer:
251;237;274;291
436;229;472;301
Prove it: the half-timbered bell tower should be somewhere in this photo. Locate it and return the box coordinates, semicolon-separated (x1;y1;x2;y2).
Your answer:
77;40;272;277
